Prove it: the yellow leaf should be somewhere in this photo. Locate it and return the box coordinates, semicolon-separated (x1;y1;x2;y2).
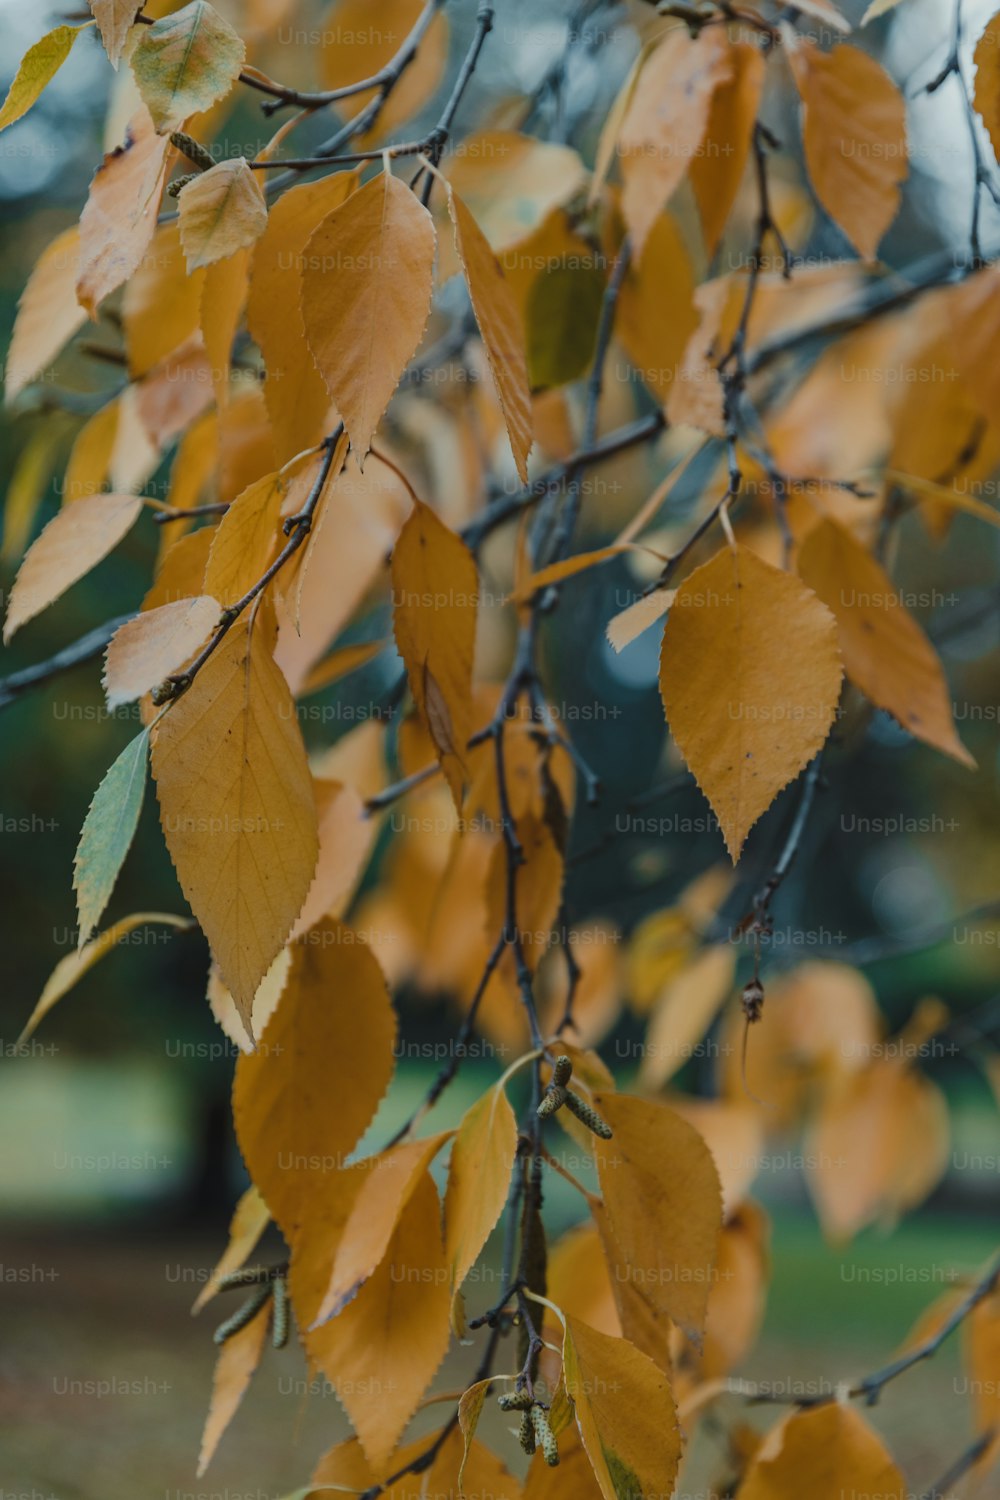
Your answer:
593;1092;722;1344
659;544;843;859
273;447;402;690
862;0;911;18
232;919;396;1242
669;1096;765;1219
319;0;449;136
617;212;698;404
689;42;766;257
103;596;220;708
3;491;143;643
302;171;436;457
391;498;479;808
964;1286;1000;1437
701;1199;770;1379
197;1298;270;1476
301;1171;452;1475
805;1056;949;1242
737;1403;907;1500
192;1184;270;1313
291;779;376;940
89;0;138;67
974;13;1000;168
639;944;735;1088
206;948;290;1054
443;1081;518;1290
123;222;207;377
129;0;245;134
0;25;82;134
19;913;191;1044
201;246;249;407
247;172;354;464
798;517;973;767
517;546;644;601
313;1428;523;1500
315;1133;451;1324
2;431;57;564
446;133;587;257
178;158;268;272
787;40;907;260
77;107;172;317
886;468;1000;532
150;606;319;1026
300;639;383;696
606;590;675;654
457;1378;492;1495
619;28;731;256
203;470;286;606
563;1315;682;1500
446;187;533;482
4;226;87;404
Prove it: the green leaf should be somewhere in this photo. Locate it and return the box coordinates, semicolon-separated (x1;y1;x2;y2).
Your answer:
0;25;84;134
74;728;150;945
129;0;245;134
526;261;606;390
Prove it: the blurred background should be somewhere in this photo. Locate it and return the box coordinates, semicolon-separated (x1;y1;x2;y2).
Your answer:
1;0;999;1495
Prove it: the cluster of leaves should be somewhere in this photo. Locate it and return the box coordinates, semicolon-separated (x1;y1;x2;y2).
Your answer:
3;0;1000;1497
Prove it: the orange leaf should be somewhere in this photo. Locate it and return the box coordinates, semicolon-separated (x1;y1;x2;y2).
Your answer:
443;1080;518;1291
197;1298;270;1475
798;517;973;767
302;171;435;458
737;1402;906;1500
232;919;396;1243
787;39;907;260
391;498;478;809
446;186;533;481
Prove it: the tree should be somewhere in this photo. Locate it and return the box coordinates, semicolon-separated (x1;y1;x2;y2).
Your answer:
2;0;1000;1496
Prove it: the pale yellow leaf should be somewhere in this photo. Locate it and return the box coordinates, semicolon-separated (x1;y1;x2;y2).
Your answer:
606;590;674;653
77;107;172;317
290;779;376;940
89;0;138;67
619;28;731;256
129;0;245;134
178;158;267;271
150;606;318;1026
103;596;220;708
4;226;87;403
4;492;143;643
659;545;843;859
19;913;191;1044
